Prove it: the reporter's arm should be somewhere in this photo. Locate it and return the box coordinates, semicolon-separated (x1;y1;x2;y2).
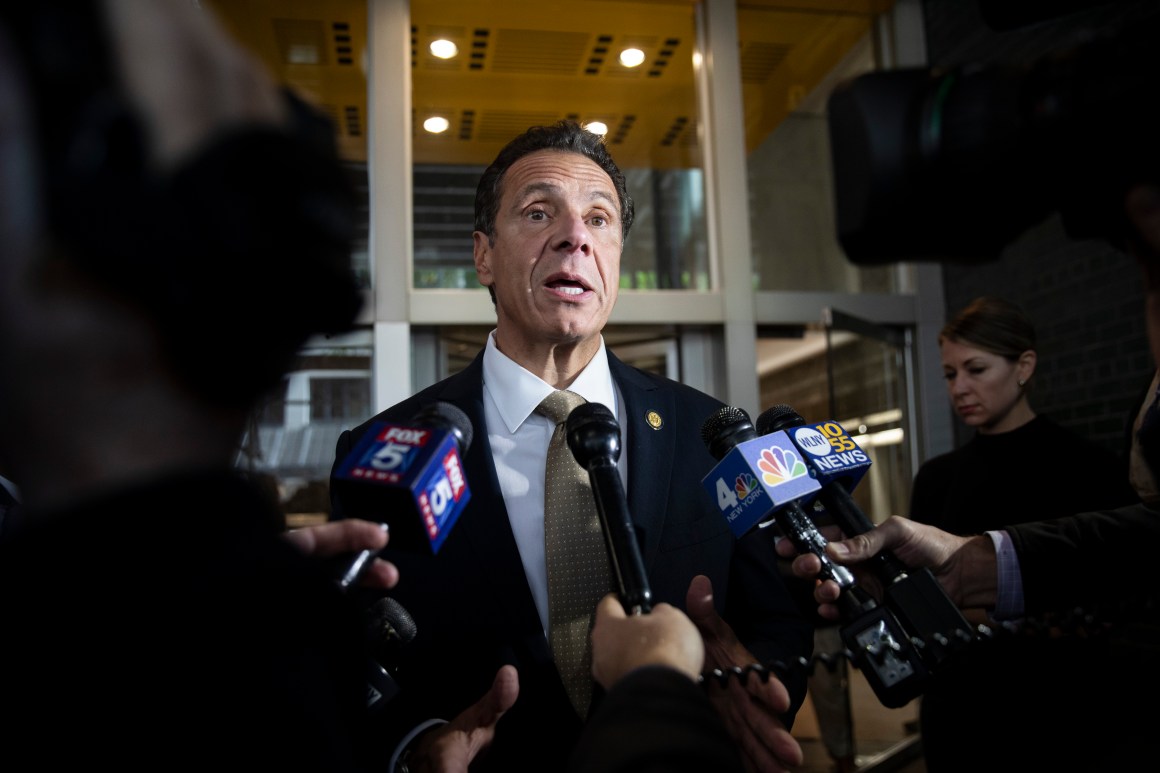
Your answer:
778;516;998;619
570;595;744;773
590;594;703;686
569;666;744;773
684;577;802;773
1006;502;1160;617
402;665;519;773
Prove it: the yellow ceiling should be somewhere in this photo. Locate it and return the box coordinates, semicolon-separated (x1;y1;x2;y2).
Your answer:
205;0;891;167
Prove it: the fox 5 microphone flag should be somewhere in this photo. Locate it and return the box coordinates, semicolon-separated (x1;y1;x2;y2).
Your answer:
334;421;470;554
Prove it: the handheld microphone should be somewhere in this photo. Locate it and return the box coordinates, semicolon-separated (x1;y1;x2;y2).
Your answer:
700;405;930;708
698;406;859;593
756;406;899;566
332;402;473;588
565;402;652;615
364;596;418;712
756;404;977;672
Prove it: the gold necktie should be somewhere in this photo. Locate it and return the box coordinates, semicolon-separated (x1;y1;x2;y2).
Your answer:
537;389;612;718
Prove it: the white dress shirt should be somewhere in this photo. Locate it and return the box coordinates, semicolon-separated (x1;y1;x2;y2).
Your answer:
480;330;625;636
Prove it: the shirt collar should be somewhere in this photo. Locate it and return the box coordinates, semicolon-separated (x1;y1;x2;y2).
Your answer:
482;330;617;433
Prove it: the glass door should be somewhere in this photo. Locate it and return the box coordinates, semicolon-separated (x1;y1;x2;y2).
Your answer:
823;307;912;524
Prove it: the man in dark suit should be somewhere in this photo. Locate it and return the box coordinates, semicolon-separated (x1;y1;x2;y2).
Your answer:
331;120;812;772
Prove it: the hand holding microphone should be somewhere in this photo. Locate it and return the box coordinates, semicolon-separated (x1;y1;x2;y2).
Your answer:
331;401;473;589
590;594;703;687
698;406;861;596
284;516;417;710
283;519;399;591
756;404;977;672
699;404;930;708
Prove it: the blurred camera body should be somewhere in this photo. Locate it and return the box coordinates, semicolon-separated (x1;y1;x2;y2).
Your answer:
828;21;1159;264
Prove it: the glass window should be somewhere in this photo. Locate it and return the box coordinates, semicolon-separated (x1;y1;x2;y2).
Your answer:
738;3;909;293
236;342;373;524
757;319;911;524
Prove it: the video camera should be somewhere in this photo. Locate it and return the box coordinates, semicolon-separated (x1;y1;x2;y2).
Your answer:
828;16;1159;264
0;2;362;408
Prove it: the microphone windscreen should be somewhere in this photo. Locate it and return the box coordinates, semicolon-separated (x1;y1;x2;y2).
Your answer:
700;405;756;460
756;404;805;436
413;401;473;452
565;402;621;468
365;596;418;645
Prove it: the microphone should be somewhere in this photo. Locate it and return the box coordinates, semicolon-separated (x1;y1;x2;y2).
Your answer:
698;406;859;593
700;405;930;708
364;596;418;712
755;404;977;671
565;402;652;615
756;406;897;563
332;402;473;588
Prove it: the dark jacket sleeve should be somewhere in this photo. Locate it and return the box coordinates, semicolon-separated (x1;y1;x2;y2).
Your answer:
1005;502;1160;618
567;666;744;773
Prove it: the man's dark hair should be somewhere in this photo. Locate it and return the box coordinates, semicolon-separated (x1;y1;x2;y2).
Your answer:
473;120;634;305
474;120;635;243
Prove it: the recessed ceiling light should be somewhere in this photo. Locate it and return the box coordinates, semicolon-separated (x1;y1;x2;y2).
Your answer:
585;121;609;136
288;44;320;65
619;48;645;68
424;116;450;134
430;39;458;59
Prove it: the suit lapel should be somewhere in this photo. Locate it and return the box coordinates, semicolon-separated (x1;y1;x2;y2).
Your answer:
608;353;674;573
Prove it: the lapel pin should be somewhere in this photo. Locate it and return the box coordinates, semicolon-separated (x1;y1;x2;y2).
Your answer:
645;410;663;430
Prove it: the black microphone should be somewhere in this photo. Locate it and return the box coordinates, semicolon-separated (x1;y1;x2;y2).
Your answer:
700;405;929;708
699;406;863;599
332;401;473;589
364;596;418;712
756;404;977;671
565;402;653;615
756;405;905;573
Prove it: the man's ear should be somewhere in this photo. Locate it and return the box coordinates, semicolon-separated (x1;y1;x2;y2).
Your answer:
473;230;492;286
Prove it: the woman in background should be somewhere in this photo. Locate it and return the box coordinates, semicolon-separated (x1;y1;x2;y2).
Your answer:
909;296;1140;772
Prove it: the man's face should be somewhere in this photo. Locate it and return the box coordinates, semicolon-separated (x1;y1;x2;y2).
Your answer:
473;149;622;356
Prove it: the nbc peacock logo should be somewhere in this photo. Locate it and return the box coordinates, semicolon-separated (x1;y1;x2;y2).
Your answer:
756;445;808;486
733;471;758;499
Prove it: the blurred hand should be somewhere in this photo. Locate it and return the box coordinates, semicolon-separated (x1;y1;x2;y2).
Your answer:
283;519;399;590
590;594;703;687
685;575;803;773
408;665;519;773
103;0;288;171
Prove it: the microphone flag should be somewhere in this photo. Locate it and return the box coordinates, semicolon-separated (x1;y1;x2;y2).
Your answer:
334;421;470;553
784;420;872;490
701;429;821;538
